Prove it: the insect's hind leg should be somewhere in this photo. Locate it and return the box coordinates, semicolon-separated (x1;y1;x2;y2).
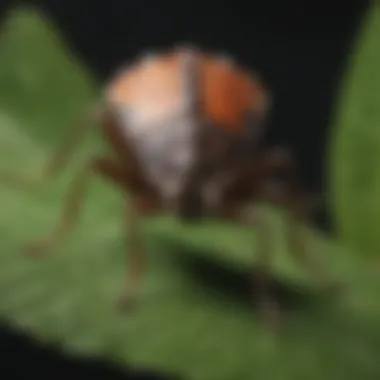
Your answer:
258;147;338;293
238;205;280;328
26;156;127;257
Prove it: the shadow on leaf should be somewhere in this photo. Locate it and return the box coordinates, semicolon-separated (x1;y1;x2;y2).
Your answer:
159;238;323;313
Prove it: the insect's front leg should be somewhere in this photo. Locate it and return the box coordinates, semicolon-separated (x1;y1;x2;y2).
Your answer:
25;156;131;257
236;205;281;329
86;155;157;311
117;194;157;311
257;146;340;294
282;192;340;294
1;105;99;192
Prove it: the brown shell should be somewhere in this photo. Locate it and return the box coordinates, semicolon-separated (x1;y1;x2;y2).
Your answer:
106;48;268;134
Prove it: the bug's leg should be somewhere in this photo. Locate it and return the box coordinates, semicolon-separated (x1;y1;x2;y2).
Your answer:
238;205;280;328
90;157;152;311
254;208;281;327
258;147;338;293
117;195;152;311
283;194;339;293
26;156;127;257
2;106;99;191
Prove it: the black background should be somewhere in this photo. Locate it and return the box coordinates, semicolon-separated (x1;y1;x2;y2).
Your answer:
1;0;370;231
0;320;181;379
0;0;370;378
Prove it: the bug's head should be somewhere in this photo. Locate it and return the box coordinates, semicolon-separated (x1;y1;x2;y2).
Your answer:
175;172;230;222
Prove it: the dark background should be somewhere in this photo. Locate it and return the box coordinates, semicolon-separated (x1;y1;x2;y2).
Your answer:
29;0;371;231
0;320;180;379
0;0;370;378
0;0;370;231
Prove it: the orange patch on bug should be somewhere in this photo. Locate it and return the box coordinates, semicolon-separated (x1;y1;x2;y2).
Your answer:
106;48;268;136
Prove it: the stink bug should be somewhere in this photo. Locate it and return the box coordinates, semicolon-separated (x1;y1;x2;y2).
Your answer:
6;45;336;327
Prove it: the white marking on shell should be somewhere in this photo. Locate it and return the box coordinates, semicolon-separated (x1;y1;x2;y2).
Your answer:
116;105;196;200
112;48;201;200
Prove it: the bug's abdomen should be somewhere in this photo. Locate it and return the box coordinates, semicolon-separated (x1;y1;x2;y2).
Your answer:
104;49;269;202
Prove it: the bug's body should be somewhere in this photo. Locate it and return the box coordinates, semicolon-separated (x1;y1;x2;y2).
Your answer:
102;48;269;218
5;45;337;327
